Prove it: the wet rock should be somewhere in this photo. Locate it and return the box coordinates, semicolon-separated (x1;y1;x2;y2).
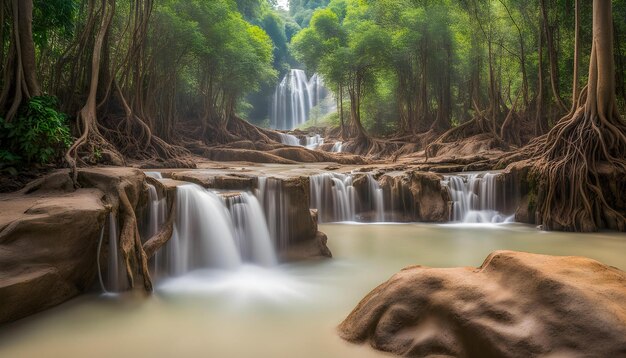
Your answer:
379;171;449;222
279;231;332;261
170;171;255;191
339;250;626;357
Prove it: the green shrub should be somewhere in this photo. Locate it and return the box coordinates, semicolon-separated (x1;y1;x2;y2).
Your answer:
0;96;72;168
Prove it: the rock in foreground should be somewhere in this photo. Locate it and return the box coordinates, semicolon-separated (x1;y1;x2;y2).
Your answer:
339;251;626;357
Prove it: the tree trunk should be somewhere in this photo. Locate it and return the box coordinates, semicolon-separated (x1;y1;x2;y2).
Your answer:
0;0;41;121
539;0;567;113
534;0;626;232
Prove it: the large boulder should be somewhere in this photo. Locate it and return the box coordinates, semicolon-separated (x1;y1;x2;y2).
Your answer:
0;168;147;324
378;171;450;222
339;251;626;357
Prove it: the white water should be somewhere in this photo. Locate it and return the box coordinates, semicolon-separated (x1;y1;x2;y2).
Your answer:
146;184;167;276
270;69;335;130
367;174;385;222
256;177;290;250
224;193;277;267
443;173;511;223
305;134;324;150
107;213;122;292
310;173;357;223
145;172;163;179
331;142;343;153
278;133;301;146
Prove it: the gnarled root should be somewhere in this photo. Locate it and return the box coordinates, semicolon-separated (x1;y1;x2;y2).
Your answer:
117;183;153;291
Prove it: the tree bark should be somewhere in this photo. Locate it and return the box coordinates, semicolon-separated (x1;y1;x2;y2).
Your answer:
0;0;41;122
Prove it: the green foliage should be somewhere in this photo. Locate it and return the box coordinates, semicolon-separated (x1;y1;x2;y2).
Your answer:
0;96;72;168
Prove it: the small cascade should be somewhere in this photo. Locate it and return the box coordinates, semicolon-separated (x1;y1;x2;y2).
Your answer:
278;133;301;146
310;173;357;223
270;69;335;130
331;142;343;153
152;184;279;277
367;174;385;222
224;193;277;267
107;213;123;292
145;172;163;179
443;173;509;223
256;177;290;250
168;184;242;275
305;135;324;150
146;184;167;277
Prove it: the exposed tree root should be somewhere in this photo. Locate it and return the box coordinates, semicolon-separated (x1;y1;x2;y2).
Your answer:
521;2;626;232
143;185;176;259
117;182;153;291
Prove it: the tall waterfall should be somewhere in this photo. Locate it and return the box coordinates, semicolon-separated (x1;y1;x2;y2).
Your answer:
443;173;510;223
270;69;335;130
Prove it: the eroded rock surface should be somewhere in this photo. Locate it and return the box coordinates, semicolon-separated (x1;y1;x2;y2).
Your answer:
0;168;147;324
339;250;626;357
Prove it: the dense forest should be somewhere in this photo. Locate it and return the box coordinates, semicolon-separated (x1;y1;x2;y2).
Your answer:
1;0;625;230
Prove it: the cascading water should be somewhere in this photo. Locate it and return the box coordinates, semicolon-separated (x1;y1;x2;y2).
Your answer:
168;184;242;275
256;177;290;250
278;133;301;146
443;173;510;223
367;174;385;222
145;172;163;179
309;173;388;223
310;173;357;223
148;183;279;278
107;213;123;292
305;135;324;150
331;142;343;153
224;193;277;267
146;184;167;276
270;69;335;130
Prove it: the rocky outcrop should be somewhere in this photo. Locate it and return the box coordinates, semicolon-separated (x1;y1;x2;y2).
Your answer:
0;167;148;324
339;251;626;357
377;171;449;222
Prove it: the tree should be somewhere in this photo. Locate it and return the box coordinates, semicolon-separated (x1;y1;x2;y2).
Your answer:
532;0;626;232
0;0;41;122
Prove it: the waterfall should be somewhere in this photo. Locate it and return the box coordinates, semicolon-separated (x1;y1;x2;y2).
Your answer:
305;134;324;150
270;69;335;130
331;142;343;153
443;173;510;223
256;177;290;250
107;213;122;292
146;184;167;276
224;193;277;267
145;172;163;179
310;173;357;223
278;133;301;146
153;184;280;277
367;174;385;222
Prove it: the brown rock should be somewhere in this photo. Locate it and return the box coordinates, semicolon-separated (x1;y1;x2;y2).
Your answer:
0;189;107;324
339;251;626;357
0;167;148;324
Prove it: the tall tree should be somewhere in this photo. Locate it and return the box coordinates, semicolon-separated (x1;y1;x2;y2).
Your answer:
0;0;41;122
533;0;626;232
